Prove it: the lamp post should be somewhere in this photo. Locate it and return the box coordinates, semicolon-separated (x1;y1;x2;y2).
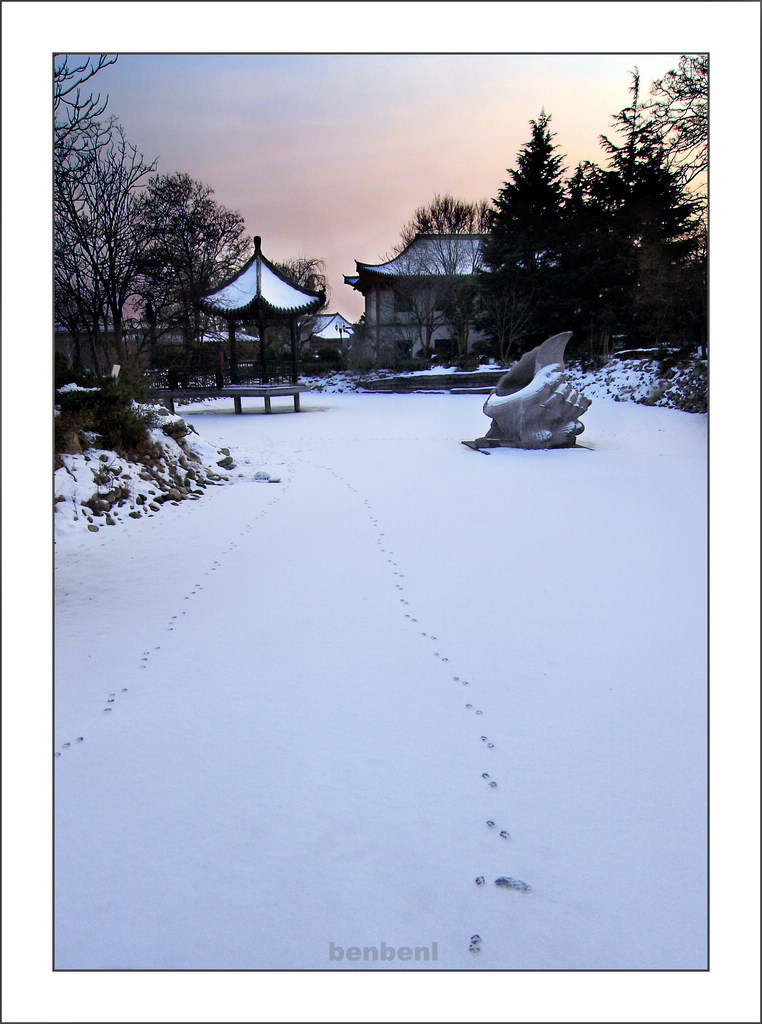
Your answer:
337;323;351;352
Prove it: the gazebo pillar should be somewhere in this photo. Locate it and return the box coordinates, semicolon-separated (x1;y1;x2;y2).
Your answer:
290;317;299;384
256;317;267;384
227;318;239;384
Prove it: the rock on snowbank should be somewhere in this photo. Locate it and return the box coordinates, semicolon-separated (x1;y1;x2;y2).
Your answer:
54;405;233;537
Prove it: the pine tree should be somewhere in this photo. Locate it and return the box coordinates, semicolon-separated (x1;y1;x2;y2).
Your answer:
555;160;626;363
480;112;567;355
591;71;703;348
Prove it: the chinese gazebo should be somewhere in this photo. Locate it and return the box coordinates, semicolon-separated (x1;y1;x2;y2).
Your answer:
201;235;325;383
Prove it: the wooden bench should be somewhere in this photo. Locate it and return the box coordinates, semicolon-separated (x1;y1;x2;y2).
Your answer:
156;385;309;415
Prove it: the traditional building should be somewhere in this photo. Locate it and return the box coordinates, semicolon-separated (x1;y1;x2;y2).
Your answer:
201;235;325;383
344;233;487;362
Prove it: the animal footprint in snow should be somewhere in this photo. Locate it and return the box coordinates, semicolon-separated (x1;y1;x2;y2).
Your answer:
469;933;482;954
486;820;495;828
474;876;486;886
499;830;510;840
495;877;530;892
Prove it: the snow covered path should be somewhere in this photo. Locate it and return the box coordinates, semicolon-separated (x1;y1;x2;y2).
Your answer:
54;393;707;969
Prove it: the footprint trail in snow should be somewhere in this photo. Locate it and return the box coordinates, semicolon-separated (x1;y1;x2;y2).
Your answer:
309;458;532;957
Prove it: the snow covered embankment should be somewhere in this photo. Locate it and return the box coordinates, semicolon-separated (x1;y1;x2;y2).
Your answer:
306;357;708;413
54;404;234;538
565;356;707;413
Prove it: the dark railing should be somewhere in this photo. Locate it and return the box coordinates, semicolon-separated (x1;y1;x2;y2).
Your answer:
145;345;300;388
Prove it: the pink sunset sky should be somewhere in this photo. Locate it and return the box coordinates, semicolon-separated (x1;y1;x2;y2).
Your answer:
57;51;692;321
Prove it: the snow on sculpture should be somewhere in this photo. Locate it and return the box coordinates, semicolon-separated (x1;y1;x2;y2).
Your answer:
465;331;591;450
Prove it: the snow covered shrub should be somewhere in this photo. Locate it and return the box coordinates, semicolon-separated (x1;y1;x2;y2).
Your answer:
55;378;157;456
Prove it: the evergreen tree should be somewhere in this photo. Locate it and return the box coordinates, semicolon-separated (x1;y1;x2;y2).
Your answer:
555;160;627;363
591;71;703;348
479;112;567;355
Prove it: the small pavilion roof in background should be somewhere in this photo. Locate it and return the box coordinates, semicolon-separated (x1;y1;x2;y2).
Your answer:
311;312;354;340
202;236;324;318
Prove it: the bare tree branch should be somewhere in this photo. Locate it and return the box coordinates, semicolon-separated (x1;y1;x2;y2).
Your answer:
644;55;707;192
54;54;118;163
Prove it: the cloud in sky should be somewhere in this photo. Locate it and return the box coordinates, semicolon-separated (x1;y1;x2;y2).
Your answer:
61;52;688;319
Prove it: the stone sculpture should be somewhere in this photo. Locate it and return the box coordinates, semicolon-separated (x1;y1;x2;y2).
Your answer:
466;331;591;450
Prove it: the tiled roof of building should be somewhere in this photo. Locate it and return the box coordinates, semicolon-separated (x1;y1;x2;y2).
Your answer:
361;233;484;275
345;233;485;293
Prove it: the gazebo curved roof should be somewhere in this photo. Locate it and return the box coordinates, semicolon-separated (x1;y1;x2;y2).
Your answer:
201;236;324;318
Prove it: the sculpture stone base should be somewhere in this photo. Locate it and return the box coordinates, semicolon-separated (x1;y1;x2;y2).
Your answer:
468;332;591;450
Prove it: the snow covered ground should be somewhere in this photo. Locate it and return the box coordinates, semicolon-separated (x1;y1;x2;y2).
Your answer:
53;389;708;971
